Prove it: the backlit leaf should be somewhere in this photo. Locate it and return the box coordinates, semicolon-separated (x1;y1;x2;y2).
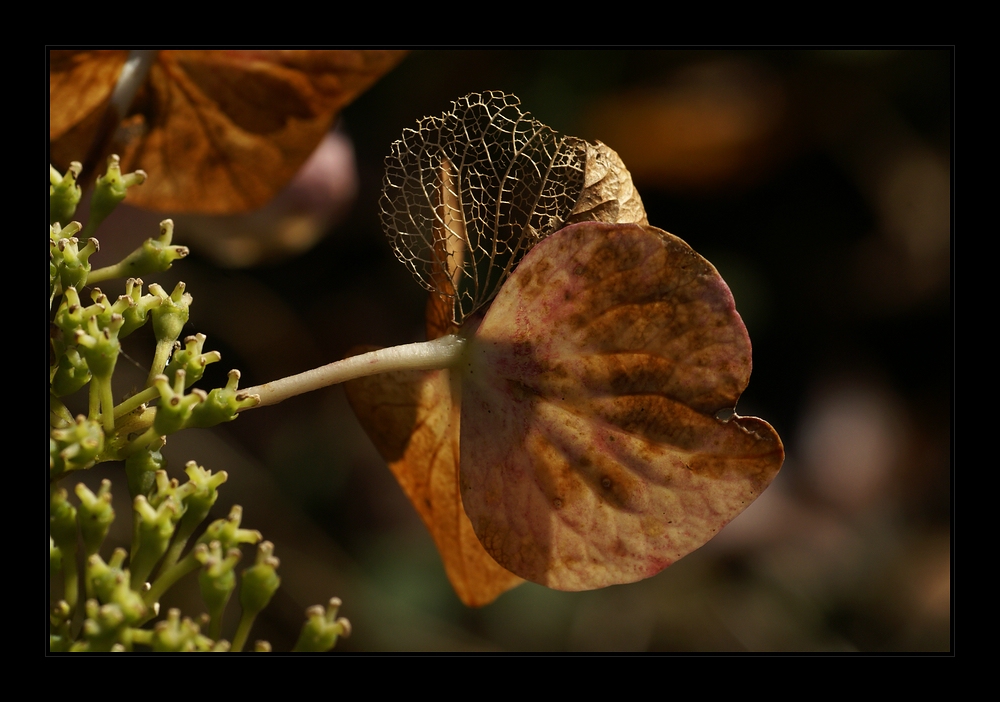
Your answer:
345;359;523;608
459;221;784;590
355;93;777;601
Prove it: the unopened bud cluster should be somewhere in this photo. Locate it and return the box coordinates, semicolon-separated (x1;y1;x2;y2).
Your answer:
49;157;258;474
49;157;346;652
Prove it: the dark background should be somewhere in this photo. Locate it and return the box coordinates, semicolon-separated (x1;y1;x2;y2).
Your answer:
74;49;951;652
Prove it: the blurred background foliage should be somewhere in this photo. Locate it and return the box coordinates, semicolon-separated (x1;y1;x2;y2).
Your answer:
64;49;951;652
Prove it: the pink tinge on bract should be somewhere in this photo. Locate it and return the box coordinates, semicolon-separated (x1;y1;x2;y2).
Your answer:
459;221;784;591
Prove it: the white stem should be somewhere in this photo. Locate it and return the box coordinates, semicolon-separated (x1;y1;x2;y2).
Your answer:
242;334;466;409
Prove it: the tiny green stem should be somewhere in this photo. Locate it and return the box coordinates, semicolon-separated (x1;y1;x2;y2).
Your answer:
83;557;96;603
146;339;175;388
62;549;79;616
88;381;101;421
114;387;158;420
231;609;257;653
144;550;200;607
97;376;115;433
207;602;226;642
86;263;127;285
157;518;199;577
243;334;466;409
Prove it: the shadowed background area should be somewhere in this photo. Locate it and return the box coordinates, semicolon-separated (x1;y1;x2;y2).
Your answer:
63;49;951;652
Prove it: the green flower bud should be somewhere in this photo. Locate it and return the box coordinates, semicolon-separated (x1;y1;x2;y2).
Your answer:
187;369;260;428
49;222;96;295
100;220;190;281
78;598;127;651
82;155;146;240
50;292;85;364
50;162;83;225
164;334;222;388
53;286;91;340
293;597;352;652
150;608;214;652
86;548;127;601
49;488;77;550
117;278;162;338
87;289;115;327
148;282;192;345
75;479;115;557
86;549;147;624
197;541;241;636
130;494;181;586
49;218;82;243
50;537;62;573
176;461;227;529
50;600;73;651
74;313;124;379
125;448;165;501
199;505;261;552
52;600;77;648
240;541;281;616
50;415;104;477
50;346;91;397
148;469;181;509
151;371;206;436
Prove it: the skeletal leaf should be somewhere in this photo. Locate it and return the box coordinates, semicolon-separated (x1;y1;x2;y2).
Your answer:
459;221;783;590
50;50;406;213
380;92;589;326
345;360;523;608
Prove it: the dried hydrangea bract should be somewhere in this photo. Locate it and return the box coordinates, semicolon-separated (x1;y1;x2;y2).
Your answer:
459;222;784;590
380;92;588;326
353;92;781;603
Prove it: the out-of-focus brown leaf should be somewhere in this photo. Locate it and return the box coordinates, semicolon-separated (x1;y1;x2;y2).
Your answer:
582;61;788;191
345;360;523;608
50;49;407;213
459;221;784;591
49;50;130;170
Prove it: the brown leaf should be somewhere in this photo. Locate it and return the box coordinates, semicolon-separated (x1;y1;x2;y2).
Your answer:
49;50;129;171
568;141;648;227
345;356;523;607
425;291;459;341
459;221;783;590
50;50;407;213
